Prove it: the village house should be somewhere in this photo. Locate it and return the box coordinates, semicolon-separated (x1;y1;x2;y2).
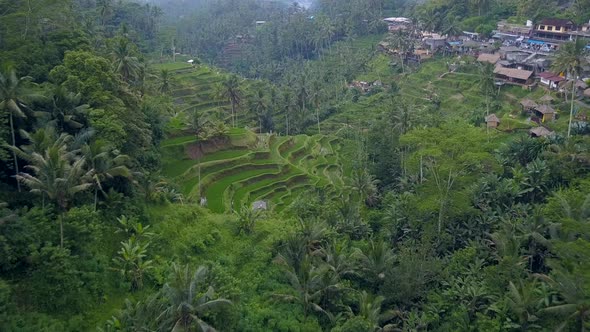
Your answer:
538;72;565;90
534;104;556;122
494;66;534;86
530;126;553;137
495;20;533;40
485;114;500;128
533;18;576;42
383;17;411;32
520;98;538;112
477;53;501;65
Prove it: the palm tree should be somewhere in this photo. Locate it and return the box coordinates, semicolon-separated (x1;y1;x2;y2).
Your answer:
274;257;334;322
310;80;323;134
478;63;496;118
82;140;131;211
387;30;412;73
219;75;241;127
16;136;93;247
46;86;89;133
352;239;394;288
0;66;38;192
352;291;400;331
234;203;263;235
111;38;140;82
539;271;590;332
158;69;172;94
253;89;268;132
505;280;543;330
158;263;232;331
551;39;588;138
348;168;379;206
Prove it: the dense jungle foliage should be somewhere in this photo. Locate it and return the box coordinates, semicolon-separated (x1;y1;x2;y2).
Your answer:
1;0;590;331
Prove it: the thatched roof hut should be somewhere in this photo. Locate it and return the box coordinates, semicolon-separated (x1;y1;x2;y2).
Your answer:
520;98;538;110
529;126;553;137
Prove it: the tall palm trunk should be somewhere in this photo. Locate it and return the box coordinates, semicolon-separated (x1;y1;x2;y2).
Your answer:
94;187;99;212
231;99;236;127
568;81;575;137
316;108;321;134
59;213;64;248
9;113;21;192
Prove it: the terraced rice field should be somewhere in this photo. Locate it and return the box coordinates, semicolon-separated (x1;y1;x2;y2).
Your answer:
158;61;345;213
161;131;344;213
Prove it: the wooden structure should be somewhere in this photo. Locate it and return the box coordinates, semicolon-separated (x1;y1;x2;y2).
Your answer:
494;66;534;85
539;95;555;103
477;53;501;65
529;126;553;137
538;72;565;90
535;104;556;122
485;114;500;128
520;98;538;111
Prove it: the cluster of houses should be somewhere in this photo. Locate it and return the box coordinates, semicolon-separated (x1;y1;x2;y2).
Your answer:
381;16;590;137
381;16;590;91
349;80;384;93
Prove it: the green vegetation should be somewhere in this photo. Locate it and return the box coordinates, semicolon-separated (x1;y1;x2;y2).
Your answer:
1;0;590;331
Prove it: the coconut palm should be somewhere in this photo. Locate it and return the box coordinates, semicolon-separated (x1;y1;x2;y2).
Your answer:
348;168;379;206
478;63;496;118
158;69;172;94
351;291;400;331
82;140;131;211
387;30;412;74
219;75;241;127
551;39;588;137
353;239;395;288
274;257;334;322
158;263;232;332
505;280;543;330
46;86;89;133
0;66;38;192
539;271;590;332
111;38;140;82
16;135;93;247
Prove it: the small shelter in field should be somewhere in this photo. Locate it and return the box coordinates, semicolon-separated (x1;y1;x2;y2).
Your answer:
535;104;556;122
520;98;538;111
485;114;500;128
584;88;590;98
252;200;268;211
539;95;554;103
529;126;553;138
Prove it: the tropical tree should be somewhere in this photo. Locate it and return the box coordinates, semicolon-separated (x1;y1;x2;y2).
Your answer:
16;134;93;247
478;63;496;118
505;280;543;330
219;75;242;127
349;291;400;331
352;239;395;288
0;66;38;192
158;263;232;331
82;140;131;211
46;86;89;133
387;30;412;73
234;203;263;235
158;69;172;94
348;168;379;206
274;256;335;322
551;39;588;137
113;238;153;291
111;37;141;82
